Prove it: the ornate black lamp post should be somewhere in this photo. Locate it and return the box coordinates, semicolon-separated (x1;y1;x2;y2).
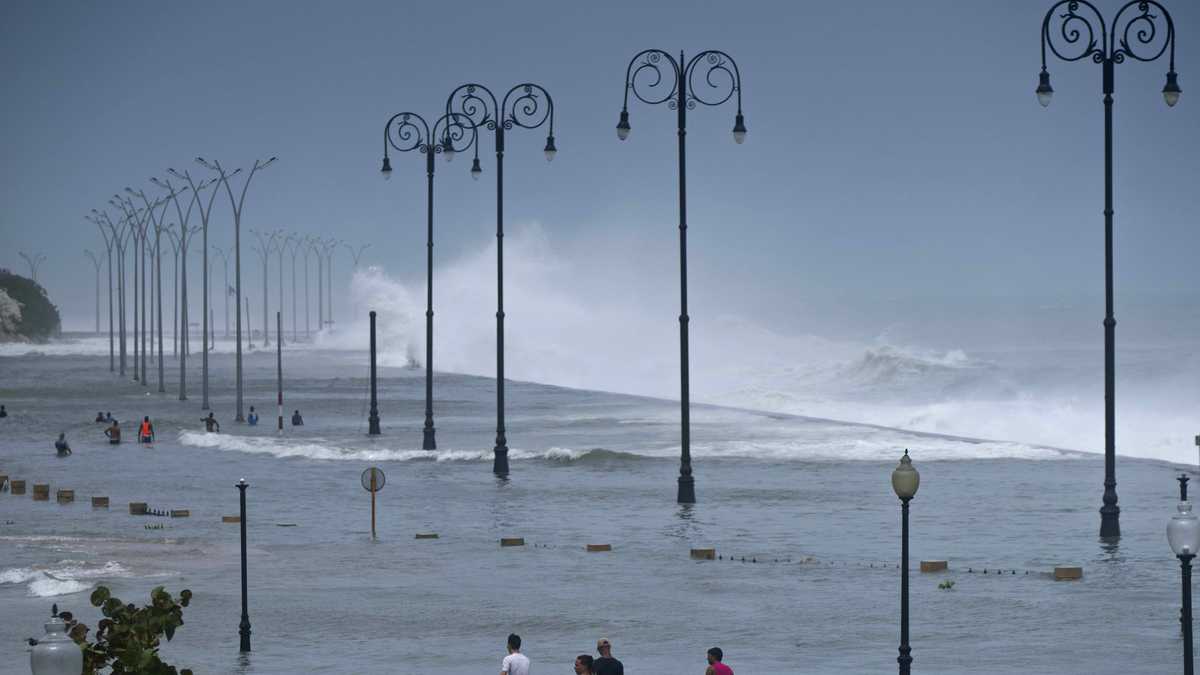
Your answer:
1169;473;1199;675
382;110;477;450
445;82;557;475
891;450;920;675
236;478;251;652
616;49;745;503
1037;0;1181;539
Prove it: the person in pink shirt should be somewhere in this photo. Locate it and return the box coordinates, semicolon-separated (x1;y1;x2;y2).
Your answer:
705;647;733;675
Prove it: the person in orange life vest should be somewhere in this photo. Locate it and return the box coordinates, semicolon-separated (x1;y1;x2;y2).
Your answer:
138;416;155;444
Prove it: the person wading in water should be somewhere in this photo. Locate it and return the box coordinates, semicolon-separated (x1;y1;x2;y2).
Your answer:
138;416;155;444
104;420;121;445
202;413;220;433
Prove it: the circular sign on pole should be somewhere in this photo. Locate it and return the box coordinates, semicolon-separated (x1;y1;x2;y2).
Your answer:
361;467;386;492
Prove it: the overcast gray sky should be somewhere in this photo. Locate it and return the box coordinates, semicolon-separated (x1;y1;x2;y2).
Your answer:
1;0;1197;343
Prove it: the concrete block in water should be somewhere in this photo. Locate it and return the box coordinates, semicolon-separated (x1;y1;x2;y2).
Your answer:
56;489;74;504
10;480;26;495
415;533;439;539
170;510;189;518
32;484;50;501
920;560;948;573
222;515;240;523
128;502;147;515
587;544;613;552
92;496;109;508
500;537;525;547
691;548;716;560
1054;566;1083;581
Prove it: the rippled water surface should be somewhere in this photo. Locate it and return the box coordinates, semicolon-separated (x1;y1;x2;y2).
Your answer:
0;340;1192;673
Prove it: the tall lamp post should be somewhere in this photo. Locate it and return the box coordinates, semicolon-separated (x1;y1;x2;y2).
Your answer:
382;110;476;450
213;246;231;339
1169;473;1199;675
202;157;277;423
86;216;116;370
84;249;101;334
251;229;282;347
161;172;219;409
891;450;920;675
18;251;46;284
616;49;746;503
1037;0;1181;540
92;210;130;375
446;82;557;475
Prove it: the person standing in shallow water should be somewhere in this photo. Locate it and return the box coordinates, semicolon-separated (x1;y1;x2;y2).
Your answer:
139;416;155;444
0;405;7;418
291;410;303;426
500;633;530;675
54;433;71;457
247;406;259;426
705;647;733;675
594;638;624;675
202;413;220;433
104;420;121;444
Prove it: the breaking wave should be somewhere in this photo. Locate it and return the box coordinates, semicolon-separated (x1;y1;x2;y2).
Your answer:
0;560;129;598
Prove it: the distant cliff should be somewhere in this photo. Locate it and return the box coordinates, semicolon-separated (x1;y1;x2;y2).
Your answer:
0;269;61;342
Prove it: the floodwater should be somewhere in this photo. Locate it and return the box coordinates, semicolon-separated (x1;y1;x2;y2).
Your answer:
0;337;1193;673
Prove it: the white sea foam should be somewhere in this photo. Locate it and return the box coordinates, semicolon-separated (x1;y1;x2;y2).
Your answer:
0;560;129;597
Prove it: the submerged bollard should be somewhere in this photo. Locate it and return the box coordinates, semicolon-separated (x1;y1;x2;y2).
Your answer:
1053;566;1083;581
920;561;948;573
0;475;7;490
222;515;241;523
55;489;74;504
415;533;439;539
170;510;190;518
91;496;109;508
587;544;613;552
500;538;525;547
129;502;147;515
11;480;26;495
367;310;381;436
32;484;50;501
690;548;716;560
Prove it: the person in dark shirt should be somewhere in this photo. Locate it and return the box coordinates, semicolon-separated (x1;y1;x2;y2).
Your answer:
55;433;72;457
0;405;7;418
291;410;304;426
203;413;220;433
247;406;259;426
594;638;624;675
95;411;105;422
574;654;595;674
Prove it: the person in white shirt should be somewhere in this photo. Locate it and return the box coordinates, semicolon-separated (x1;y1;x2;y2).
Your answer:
501;633;530;675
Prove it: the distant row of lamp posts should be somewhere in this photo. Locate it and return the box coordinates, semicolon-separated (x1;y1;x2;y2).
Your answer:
1037;0;1180;539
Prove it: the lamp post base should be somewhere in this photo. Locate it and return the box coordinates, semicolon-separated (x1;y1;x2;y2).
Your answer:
1100;503;1121;540
677;473;695;504
493;445;509;476
368;414;381;436
422;425;436;451
239;620;251;653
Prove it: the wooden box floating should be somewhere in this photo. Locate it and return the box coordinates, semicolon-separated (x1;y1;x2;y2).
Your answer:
415;533;439;539
1054;566;1083;581
128;502;148;516
170;510;190;518
56;489;75;504
92;496;109;508
586;544;613;552
920;560;948;573
221;515;241;524
500;537;525;547
32;484;50;501
10;480;26;495
690;548;717;560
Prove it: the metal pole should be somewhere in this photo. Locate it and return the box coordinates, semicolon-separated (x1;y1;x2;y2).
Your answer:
156;228;165;393
369;311;381;435
370;472;377;539
235;222;244;421
278;243;285;347
1184;553;1196;675
898;497;912;674
493;124;509;476
133;229;140;382
1099;57;1120;539
107;244;114;371
676;51;695;504
179;229;189;401
424;151;437;450
237;479;251;652
277;311;283;434
141;230;148;384
304;247;311;338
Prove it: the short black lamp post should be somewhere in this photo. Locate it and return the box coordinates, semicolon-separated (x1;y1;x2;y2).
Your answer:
1169;474;1200;675
891;450;920;675
236;478;251;652
445;82;557;476
616;49;745;503
1037;0;1181;540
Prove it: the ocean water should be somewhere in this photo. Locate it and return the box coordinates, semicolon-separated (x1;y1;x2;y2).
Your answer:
0;336;1195;674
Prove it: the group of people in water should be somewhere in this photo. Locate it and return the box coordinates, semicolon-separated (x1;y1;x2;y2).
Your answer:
24;405;308;457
